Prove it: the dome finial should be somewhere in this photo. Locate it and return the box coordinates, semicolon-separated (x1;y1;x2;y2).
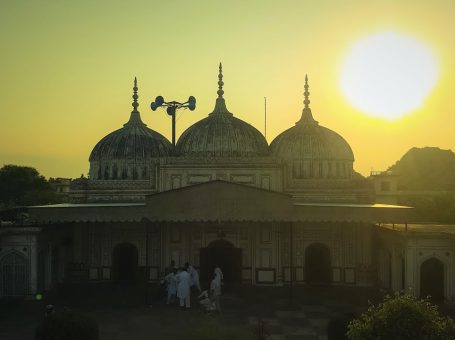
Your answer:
132;77;139;113
217;62;224;98
304;74;310;109
210;63;232;116
296;74;318;126
125;77;146;127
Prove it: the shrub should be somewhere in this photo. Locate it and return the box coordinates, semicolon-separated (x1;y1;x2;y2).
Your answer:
347;293;455;340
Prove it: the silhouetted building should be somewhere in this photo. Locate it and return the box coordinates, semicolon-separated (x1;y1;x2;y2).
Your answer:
1;66;453;304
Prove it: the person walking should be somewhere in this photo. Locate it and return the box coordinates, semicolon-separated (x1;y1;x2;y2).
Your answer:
185;262;201;293
210;271;222;313
176;267;191;309
164;269;177;305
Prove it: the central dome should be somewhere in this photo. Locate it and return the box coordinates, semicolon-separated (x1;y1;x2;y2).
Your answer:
176;64;268;157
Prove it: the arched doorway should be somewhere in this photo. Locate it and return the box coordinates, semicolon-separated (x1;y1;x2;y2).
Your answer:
200;239;241;286
420;257;444;301
0;251;29;297
305;243;331;284
112;243;138;281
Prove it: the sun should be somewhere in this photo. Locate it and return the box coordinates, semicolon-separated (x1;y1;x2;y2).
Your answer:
340;31;439;120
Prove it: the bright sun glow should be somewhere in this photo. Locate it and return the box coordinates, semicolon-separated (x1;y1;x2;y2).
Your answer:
340;31;439;120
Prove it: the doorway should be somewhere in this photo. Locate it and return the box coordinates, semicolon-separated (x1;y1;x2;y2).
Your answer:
112;243;138;281
420;257;444;301
305;243;331;284
200;239;241;287
0;251;29;297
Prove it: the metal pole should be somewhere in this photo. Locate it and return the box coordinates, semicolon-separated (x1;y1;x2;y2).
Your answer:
289;222;293;306
172;110;176;146
145;223;149;305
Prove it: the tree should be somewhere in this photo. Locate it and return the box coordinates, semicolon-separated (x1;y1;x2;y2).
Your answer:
347;293;455;340
0;165;57;208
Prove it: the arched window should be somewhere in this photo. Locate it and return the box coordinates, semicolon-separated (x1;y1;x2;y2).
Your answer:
143;166;148;179
308;161;313;178
112;164;118;180
104;165;109;180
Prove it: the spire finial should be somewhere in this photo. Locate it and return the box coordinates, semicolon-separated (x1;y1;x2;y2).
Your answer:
132;77;139;113
217;62;224;98
295;74;318;126
304;74;310;109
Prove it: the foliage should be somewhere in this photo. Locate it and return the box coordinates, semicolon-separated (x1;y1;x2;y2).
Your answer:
400;193;455;223
34;309;99;340
184;316;248;340
0;164;57;208
347;293;455;340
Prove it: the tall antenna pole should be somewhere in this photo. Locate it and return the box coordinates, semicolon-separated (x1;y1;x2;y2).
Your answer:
264;97;267;139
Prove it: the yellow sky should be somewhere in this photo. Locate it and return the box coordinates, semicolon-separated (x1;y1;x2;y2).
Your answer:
1;0;454;178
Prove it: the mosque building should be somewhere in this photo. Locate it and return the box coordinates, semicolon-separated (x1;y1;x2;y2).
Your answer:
0;65;454;303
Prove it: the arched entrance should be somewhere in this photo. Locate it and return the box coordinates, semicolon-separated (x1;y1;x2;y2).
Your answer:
420;257;444;301
200;239;241;286
0;251;29;297
305;243;331;284
112;243;138;281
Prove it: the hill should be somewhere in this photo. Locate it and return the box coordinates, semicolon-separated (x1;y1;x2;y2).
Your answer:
388;147;455;191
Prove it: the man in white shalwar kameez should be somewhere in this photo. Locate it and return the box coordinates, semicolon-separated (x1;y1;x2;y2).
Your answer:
176;267;191;308
187;264;201;293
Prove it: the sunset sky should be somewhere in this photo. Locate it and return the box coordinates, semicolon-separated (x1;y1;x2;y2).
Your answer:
1;0;454;178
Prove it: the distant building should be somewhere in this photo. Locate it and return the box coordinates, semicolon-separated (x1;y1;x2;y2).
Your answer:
370;170;454;205
1;67;453;304
49;178;72;202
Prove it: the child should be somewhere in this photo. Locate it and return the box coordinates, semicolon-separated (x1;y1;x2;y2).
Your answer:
198;290;216;312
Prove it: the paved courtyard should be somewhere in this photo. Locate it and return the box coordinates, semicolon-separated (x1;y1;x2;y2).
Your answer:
0;284;398;340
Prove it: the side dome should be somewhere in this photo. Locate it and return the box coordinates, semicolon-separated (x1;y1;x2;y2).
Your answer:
89;78;173;180
270;76;354;179
176;64;268;157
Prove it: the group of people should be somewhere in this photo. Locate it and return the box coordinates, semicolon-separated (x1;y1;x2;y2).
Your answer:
162;261;223;313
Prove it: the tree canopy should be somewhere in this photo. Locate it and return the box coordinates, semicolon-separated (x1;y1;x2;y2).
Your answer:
0;164;57;208
347;293;455;340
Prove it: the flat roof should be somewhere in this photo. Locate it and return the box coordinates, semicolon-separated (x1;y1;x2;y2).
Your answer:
30;203;145;208
293;203;412;209
380;223;455;235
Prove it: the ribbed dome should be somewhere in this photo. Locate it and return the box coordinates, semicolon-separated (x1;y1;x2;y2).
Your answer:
270;118;354;161
89;112;173;161
270;77;354;162
176;64;268;157
89;79;173;162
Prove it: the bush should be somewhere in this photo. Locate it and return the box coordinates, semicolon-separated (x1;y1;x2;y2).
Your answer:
34;309;99;340
347;293;455;340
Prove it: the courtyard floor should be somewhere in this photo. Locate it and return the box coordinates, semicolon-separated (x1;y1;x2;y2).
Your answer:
0;283;450;340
